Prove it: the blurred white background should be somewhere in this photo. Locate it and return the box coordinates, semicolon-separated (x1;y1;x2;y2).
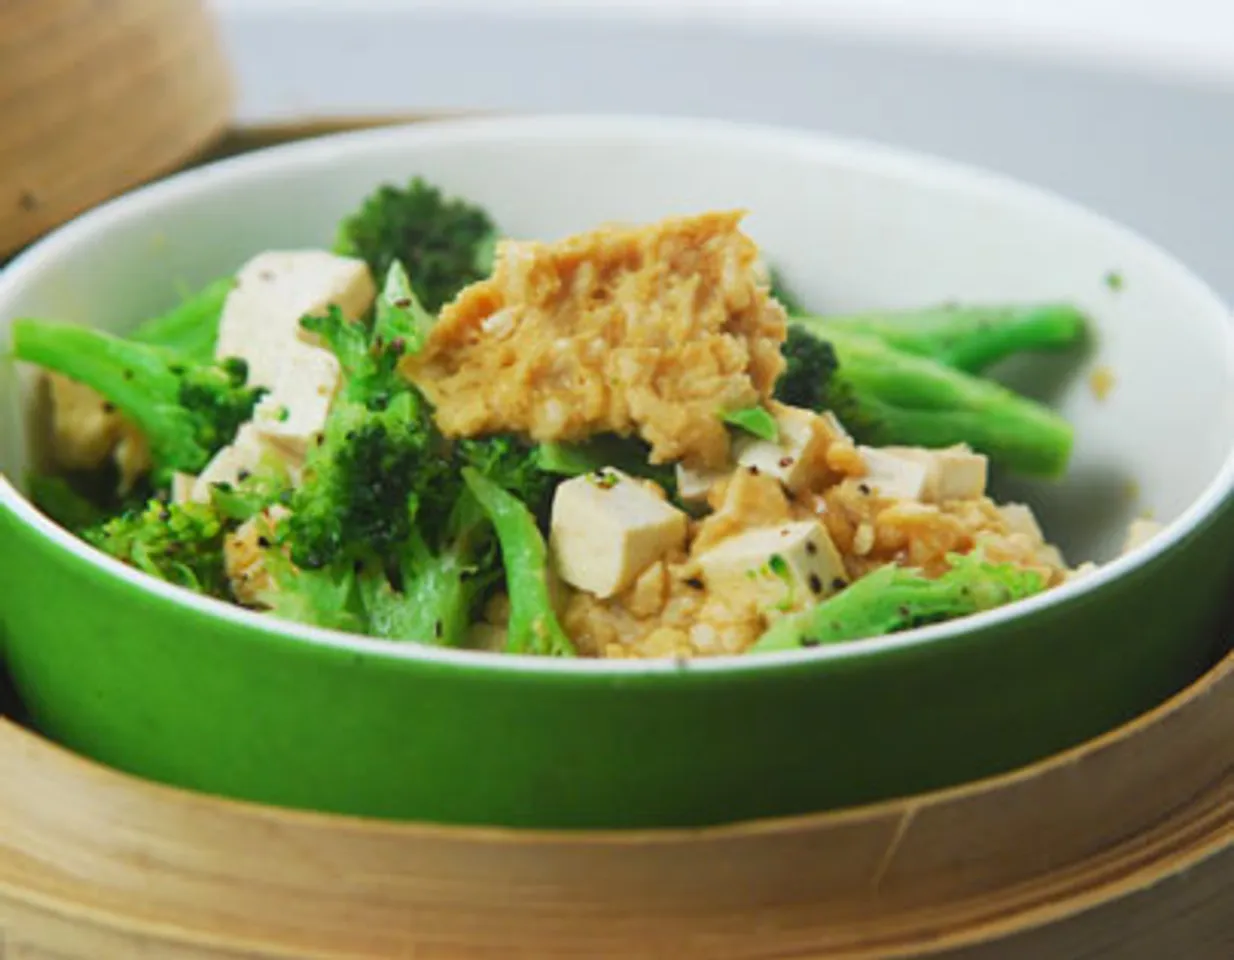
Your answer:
209;0;1234;299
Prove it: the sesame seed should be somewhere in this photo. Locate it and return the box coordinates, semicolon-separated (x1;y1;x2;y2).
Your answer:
778;456;794;468
805;541;818;555
808;573;823;595
831;578;847;591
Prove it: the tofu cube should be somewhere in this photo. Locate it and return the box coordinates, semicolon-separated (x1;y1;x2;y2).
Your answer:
695;519;848;611
550;468;688;598
216;250;377;458
933;445;988;501
998;503;1045;542
876;445;988;502
733;404;827;493
858;447;931;500
1122;518;1165;555
675;461;728;502
189;425;294;503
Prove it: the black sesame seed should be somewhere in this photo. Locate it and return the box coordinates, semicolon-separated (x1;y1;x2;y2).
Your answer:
858;482;871;495
102;402;116;414
831;577;847;591
898;605;911;618
18;190;39;211
434;620;443;639
779;456;794;468
747;465;761;476
390;337;406;355
808;573;823;595
801;636;821;648
393;297;413;309
236;470;250;482
805;540;818;555
257;536;270;548
684;577;704;590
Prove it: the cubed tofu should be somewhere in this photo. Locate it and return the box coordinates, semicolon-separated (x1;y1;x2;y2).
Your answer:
733;404;828;493
858;447;931;500
216;250;376;458
675;461;728;502
933;445;988;501
550;468;688;598
171;472;197;505
695;519;848;611
877;444;988;502
188;424;291;504
998;502;1045;542
1122;518;1165;555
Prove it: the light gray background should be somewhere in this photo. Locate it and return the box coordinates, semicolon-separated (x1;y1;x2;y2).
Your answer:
211;3;1234;302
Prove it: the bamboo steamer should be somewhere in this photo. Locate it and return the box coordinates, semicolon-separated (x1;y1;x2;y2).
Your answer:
1;641;1229;958
0;0;233;257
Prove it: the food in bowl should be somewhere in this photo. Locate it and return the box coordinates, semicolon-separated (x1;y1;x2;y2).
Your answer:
10;175;1140;660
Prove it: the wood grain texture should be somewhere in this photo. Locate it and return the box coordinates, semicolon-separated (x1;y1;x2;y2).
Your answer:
1;645;1229;958
0;0;233;256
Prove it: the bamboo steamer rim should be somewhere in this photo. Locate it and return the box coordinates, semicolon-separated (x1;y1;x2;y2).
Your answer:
0;0;233;257
2;643;1229;958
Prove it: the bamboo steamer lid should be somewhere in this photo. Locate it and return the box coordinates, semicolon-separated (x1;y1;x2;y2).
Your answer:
2;644;1230;958
0;0;233;258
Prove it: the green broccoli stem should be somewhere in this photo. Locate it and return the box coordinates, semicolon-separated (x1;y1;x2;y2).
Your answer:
127;277;235;362
794;303;1088;374
826;327;1075;477
462;468;576;657
11;319;261;481
360;532;474;647
751;554;1046;653
11;320;206;471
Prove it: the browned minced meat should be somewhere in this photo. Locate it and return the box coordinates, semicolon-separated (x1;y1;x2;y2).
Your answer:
402;211;787;468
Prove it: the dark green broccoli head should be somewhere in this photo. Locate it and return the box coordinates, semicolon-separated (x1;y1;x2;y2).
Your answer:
334;178;498;313
285;392;446;569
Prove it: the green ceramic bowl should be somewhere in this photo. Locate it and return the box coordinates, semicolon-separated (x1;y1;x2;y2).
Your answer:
1;117;1232;829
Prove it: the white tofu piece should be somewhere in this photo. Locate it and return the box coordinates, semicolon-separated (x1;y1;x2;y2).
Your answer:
216;251;376;458
550;468;688;598
188;425;293;504
675;462;728;502
695;519;848;610
733;404;827;493
858;447;931;500
876;445;988;502
1066;561;1100;583
171;472;197;505
933;445;988;501
998;503;1045;542
1122;518;1165;556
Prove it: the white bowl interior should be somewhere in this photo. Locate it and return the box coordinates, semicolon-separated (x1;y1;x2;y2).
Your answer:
2;117;1232;575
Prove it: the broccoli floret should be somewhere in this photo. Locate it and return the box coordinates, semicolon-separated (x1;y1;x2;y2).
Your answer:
258;538;369;634
750;552;1047;653
83;497;232;598
127;277;236;362
11;320;265;485
463;468;575;657
334;177;498;312
775;325;1074;477
794;303;1089;374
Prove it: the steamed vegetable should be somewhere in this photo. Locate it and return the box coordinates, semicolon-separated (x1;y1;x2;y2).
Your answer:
463;468;575;657
334;177;499;312
794;303;1089;374
127;277;236;362
750;552;1047;653
775;325;1074;477
10;320;264;484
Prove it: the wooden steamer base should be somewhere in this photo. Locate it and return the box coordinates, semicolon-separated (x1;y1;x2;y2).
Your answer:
0;642;1230;959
